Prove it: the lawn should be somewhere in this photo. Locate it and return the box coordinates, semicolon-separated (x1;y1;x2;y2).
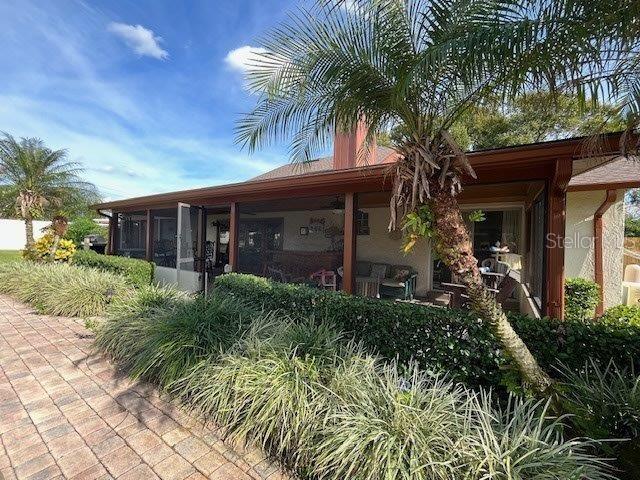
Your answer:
0;250;21;263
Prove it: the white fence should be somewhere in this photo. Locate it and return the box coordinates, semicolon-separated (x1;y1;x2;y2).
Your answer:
0;219;50;250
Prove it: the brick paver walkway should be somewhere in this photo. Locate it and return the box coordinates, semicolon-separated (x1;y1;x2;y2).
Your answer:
0;295;290;480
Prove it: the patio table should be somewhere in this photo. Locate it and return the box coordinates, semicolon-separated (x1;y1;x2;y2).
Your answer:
481;271;504;289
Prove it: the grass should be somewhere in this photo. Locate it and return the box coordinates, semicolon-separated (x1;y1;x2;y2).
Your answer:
0;250;21;264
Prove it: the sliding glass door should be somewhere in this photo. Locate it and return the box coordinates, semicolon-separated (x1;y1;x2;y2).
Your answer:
432;207;523;289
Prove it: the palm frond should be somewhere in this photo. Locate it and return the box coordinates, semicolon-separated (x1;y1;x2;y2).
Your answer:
0;132;98;218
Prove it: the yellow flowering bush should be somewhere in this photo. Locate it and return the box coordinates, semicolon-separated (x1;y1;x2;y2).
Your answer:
23;232;76;263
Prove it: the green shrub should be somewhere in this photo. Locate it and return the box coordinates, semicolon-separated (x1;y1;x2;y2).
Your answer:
313;365;469;480
107;283;188;320
95;292;613;479
95;292;255;389
214;273;640;389
625;216;640;237
599;304;640;326
74;250;154;288
565;277;600;321
174;316;356;470
0;262;129;317
65;216;107;247
559;361;640;441
559;361;640;478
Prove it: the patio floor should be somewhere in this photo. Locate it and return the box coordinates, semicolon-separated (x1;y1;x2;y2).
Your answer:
0;295;290;480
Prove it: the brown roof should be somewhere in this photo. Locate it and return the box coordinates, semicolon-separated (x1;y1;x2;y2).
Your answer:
93;133;634;212
568;156;640;191
251;146;397;181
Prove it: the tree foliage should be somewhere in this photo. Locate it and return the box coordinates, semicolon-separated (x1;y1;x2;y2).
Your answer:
457;92;626;150
0;132;98;221
378;92;626;151
65;216;107;247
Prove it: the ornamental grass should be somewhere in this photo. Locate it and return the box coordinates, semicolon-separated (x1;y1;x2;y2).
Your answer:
0;261;128;317
0;263;619;478
95;291;255;389
95;292;614;479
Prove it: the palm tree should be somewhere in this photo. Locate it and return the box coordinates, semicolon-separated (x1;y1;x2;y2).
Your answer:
235;0;573;393
0;133;97;248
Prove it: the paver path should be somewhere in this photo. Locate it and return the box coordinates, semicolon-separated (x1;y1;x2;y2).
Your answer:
0;295;289;480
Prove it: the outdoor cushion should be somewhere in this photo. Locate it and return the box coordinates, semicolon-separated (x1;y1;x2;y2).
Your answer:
391;265;412;282
381;279;405;288
370;263;389;279
356;261;372;277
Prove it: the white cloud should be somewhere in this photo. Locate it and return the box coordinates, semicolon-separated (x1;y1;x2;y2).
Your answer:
107;22;168;60
224;45;267;72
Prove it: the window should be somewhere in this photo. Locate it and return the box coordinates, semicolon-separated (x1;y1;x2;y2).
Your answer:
238;218;284;275
528;194;546;309
356;210;369;235
239;218;284;251
432;208;522;290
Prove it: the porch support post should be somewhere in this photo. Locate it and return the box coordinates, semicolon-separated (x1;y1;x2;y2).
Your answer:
196;207;205;273
342;192;357;294
145;209;154;262
545;158;572;319
229;202;239;272
594;190;617;316
107;213;118;255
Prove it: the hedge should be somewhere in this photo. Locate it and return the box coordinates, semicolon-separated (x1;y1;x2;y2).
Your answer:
598;304;640;327
565;278;600;321
214;273;640;389
74;250;154;288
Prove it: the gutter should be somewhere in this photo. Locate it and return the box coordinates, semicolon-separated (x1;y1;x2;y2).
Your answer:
594;189;618;315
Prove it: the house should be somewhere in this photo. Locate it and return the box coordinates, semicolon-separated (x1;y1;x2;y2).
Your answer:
93;130;640;319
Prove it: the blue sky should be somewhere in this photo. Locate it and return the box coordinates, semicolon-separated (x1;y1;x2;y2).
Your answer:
0;0;303;201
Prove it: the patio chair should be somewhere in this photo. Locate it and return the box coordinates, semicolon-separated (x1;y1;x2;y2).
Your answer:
310;269;337;290
355;262;387;298
379;265;418;300
441;269;521;309
267;266;289;283
354;262;418;300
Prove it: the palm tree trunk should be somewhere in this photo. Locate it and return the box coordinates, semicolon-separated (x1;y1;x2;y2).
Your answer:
24;215;35;249
49;235;61;260
429;187;553;394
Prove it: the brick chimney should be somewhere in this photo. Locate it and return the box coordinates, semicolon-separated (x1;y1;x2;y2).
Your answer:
332;121;377;169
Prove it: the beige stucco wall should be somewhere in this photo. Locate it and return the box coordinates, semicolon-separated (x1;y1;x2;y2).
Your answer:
357;207;432;295
239;209;343;252
564;189;626;308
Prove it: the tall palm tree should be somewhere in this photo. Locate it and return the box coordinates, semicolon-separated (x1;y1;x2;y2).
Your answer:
0;133;97;248
235;0;577;394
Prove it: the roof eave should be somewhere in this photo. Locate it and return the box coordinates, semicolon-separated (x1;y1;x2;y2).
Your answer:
94;132;632;212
